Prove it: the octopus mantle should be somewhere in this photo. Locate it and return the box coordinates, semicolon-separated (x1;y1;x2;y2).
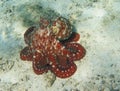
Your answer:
20;17;86;78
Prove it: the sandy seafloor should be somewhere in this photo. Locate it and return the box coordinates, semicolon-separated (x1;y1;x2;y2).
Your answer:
0;0;120;91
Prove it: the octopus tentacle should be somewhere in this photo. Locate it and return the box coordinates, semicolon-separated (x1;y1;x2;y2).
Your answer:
33;61;49;75
65;43;86;61
48;53;77;78
68;32;80;42
20;46;33;61
56;55;68;67
61;32;80;44
24;26;36;45
32;51;50;75
47;54;57;66
51;61;77;78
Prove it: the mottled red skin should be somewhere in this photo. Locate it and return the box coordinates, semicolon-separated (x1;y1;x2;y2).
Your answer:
20;17;86;78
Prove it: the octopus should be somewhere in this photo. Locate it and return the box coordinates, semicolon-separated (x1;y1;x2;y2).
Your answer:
20;17;86;78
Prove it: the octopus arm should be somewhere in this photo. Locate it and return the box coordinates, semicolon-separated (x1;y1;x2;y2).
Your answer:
56;55;68;67
24;26;36;45
51;61;77;78
32;51;50;75
61;32;80;43
70;32;80;42
65;43;86;61
20;46;33;61
32;61;49;75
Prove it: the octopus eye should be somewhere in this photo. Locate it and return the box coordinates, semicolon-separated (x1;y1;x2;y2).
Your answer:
51;26;60;35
